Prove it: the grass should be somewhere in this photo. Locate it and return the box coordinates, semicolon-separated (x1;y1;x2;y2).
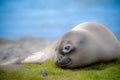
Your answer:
0;58;120;80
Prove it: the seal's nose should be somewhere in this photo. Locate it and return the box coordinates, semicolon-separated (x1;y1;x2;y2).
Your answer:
55;56;72;67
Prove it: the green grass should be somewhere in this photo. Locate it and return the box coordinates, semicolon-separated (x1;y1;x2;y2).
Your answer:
0;58;120;80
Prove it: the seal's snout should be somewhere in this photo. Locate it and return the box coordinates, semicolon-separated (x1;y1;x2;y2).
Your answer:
55;56;72;67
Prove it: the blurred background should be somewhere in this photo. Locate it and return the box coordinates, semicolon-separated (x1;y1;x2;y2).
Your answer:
0;0;120;40
0;0;120;67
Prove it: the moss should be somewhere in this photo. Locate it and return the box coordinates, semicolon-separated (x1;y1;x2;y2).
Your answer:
0;58;120;80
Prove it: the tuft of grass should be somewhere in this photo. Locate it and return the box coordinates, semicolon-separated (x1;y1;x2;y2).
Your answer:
0;58;120;80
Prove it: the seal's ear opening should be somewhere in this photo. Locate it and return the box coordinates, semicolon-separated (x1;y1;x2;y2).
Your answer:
62;44;73;53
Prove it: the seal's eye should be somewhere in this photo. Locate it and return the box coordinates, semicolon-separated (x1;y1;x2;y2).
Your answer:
63;44;72;53
64;45;71;50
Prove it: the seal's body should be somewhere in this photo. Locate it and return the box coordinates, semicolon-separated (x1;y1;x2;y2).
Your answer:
22;22;120;68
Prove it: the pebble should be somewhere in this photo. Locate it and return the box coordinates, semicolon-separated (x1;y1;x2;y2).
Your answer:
41;70;48;77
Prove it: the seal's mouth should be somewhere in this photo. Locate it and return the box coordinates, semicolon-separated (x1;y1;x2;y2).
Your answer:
60;60;72;67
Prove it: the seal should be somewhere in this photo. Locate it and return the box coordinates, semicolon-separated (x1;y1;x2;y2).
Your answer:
21;22;120;68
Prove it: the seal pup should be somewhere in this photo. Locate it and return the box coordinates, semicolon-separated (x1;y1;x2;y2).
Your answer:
21;22;120;68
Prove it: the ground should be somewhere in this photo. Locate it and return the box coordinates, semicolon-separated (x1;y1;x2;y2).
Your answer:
0;37;49;66
0;59;120;80
0;38;120;80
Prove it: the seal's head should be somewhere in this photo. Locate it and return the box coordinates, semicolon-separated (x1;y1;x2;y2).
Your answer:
54;31;87;68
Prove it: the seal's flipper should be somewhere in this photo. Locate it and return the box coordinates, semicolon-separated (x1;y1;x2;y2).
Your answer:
21;52;48;64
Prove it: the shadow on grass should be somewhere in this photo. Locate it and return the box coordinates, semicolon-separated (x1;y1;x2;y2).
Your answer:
71;58;120;71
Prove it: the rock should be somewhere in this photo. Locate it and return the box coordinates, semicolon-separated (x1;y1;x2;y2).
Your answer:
41;70;48;77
